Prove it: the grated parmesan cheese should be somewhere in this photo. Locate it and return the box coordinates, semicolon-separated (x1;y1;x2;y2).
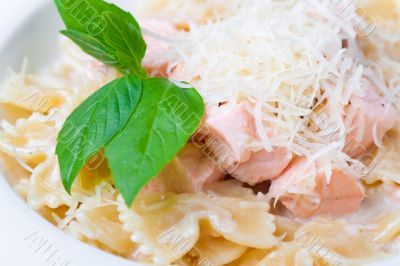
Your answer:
154;0;385;177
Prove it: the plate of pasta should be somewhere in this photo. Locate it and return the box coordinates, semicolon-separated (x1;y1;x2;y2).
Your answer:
1;0;400;265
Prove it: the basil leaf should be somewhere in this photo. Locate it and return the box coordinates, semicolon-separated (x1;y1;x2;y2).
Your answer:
54;0;141;36
61;29;117;65
56;75;142;193
54;0;147;77
105;78;204;206
103;12;146;76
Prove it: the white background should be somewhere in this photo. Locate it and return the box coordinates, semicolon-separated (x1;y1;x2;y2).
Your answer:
0;0;46;44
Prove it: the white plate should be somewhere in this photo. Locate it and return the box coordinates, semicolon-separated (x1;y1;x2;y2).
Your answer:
0;1;398;266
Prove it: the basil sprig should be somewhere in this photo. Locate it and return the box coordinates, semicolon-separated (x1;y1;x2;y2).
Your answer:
54;0;204;206
55;0;147;77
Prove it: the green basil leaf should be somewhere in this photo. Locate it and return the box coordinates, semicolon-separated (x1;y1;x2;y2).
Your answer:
105;78;204;206
103;12;146;76
61;29;117;65
56;75;142;193
54;0;147;77
54;0;140;36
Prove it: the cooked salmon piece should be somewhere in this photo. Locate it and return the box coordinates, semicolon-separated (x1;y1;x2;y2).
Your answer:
202;102;256;166
177;143;225;191
141;19;178;77
231;148;292;185
270;157;365;218
197;101;294;185
140;144;224;194
344;78;398;158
